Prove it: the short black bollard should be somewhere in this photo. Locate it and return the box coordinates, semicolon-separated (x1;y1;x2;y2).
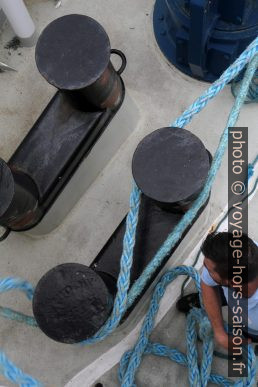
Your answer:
33;263;113;344
33;127;212;343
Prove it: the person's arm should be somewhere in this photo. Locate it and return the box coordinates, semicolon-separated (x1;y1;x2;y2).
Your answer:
201;280;229;348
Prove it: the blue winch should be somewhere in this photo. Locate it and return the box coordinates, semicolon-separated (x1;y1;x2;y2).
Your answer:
153;0;258;81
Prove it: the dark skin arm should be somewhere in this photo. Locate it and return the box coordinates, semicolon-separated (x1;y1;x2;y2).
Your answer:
201;280;251;350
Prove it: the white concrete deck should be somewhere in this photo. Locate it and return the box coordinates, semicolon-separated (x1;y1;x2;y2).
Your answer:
0;0;257;386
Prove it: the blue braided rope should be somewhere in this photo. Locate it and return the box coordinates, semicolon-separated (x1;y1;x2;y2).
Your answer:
247;155;258;181
0;307;37;327
231;68;258;103
0;277;35;300
0;279;40;386
172;37;258;129
118;266;257;387
0;351;42;387
0;277;37;326
80;181;141;344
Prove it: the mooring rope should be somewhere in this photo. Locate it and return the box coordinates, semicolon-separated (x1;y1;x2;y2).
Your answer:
231;68;258;103
0;37;257;386
118;267;257;387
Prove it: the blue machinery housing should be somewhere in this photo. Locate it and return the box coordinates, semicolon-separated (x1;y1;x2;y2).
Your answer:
153;0;258;81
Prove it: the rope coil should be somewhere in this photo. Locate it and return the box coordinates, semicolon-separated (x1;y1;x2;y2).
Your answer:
118;267;257;387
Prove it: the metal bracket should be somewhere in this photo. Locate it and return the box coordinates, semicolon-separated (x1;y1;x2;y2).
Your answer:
188;0;219;78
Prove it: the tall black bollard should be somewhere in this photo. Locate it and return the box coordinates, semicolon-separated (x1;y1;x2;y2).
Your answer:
33;127;212;343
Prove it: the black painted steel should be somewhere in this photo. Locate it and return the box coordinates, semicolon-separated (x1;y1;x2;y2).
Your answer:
10;93;105;204
0;158;39;230
33;263;113;344
0;159;14;219
132;127;210;212
0;14;126;232
92;193;210;321
7;87;124;231
35;14;125;109
33;127;212;343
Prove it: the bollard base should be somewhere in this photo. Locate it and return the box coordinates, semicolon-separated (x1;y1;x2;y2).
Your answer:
19;30;38;47
25;91;139;236
91;192;210;320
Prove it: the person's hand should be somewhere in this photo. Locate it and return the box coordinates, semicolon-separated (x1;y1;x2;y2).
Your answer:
215;331;252;352
214;331;231;351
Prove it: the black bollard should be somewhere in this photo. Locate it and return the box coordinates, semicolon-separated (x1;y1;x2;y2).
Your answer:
1;14;127;233
32;263;113;344
33;127;212;343
93;127;211;292
35;14;126;110
132;127;211;212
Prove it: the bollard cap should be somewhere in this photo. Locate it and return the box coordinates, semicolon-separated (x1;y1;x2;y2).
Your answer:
132;127;210;205
35;14;111;90
33;263;112;344
0;159;14;218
